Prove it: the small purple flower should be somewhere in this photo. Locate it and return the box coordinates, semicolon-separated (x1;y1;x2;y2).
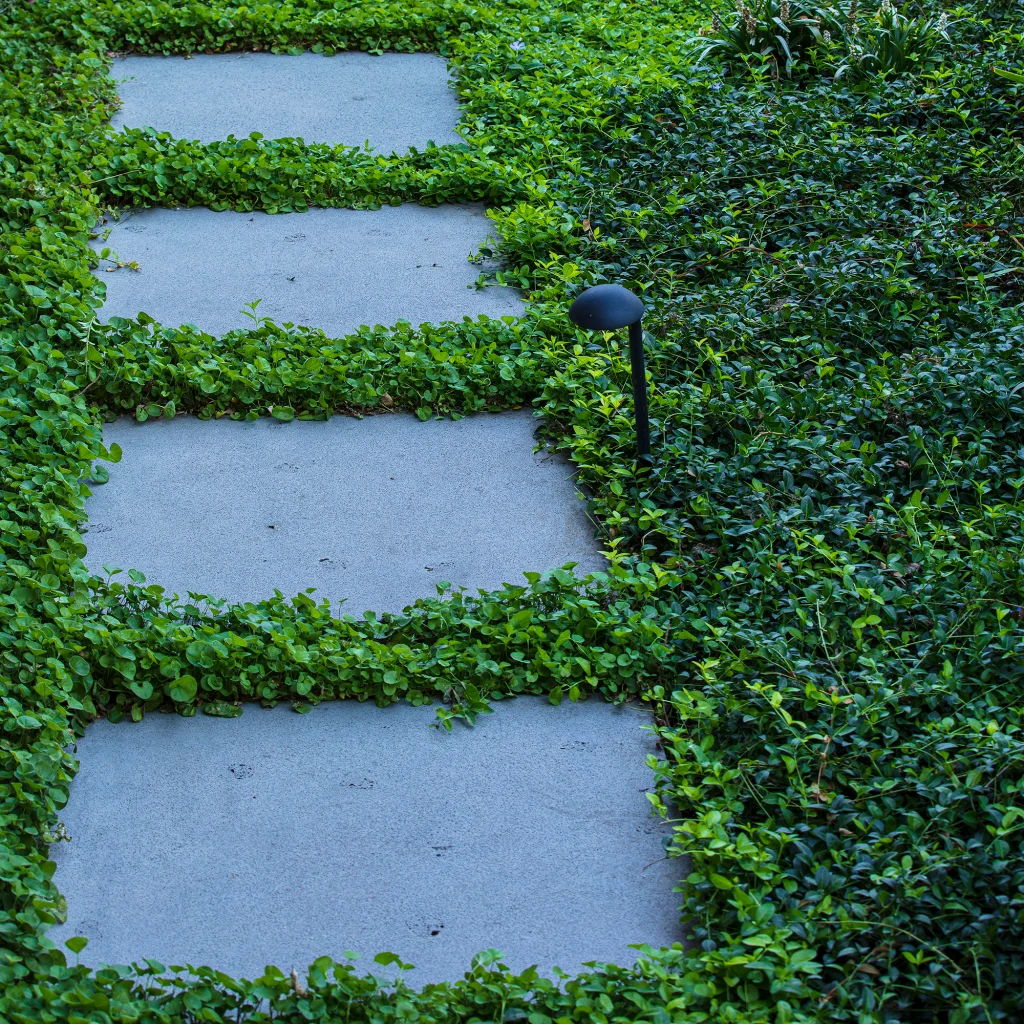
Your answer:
509;40;526;51
711;81;722;90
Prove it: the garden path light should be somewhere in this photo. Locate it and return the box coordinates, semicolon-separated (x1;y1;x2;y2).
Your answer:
567;284;651;466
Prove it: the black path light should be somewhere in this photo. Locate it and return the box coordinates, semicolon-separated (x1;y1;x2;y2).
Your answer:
567;284;651;466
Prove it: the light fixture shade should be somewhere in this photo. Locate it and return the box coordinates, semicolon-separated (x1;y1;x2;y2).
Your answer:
567;284;644;331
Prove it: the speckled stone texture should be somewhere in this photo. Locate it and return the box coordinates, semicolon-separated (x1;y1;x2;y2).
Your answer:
92;204;524;338
83;410;607;616
47;698;685;985
109;52;463;151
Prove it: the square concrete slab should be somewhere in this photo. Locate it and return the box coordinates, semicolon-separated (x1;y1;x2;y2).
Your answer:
110;52;463;152
93;205;523;337
46;698;683;984
84;410;607;615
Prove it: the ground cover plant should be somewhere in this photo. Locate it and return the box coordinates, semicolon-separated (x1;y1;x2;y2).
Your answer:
2;0;1023;1020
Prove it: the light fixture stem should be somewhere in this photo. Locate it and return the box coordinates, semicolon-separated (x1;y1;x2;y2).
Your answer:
627;318;651;464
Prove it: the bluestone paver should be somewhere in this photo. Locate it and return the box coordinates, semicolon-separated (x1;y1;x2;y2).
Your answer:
47;698;684;985
93;205;523;337
110;52;463;151
83;410;607;615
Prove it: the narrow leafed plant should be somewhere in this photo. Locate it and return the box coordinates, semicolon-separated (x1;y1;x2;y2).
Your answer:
696;0;950;78
834;0;951;78
693;0;846;75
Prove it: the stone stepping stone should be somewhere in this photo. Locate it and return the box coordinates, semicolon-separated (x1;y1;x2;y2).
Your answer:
47;698;682;984
110;52;462;151
84;410;606;615
93;205;523;338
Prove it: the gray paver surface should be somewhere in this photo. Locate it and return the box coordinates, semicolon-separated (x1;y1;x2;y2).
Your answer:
47;698;684;985
110;52;463;151
93;205;523;338
84;410;607;615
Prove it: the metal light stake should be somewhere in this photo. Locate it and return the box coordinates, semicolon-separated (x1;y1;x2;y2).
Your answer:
567;284;651;466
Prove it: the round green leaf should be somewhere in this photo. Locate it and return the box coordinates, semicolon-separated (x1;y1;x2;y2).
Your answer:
166;675;197;703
